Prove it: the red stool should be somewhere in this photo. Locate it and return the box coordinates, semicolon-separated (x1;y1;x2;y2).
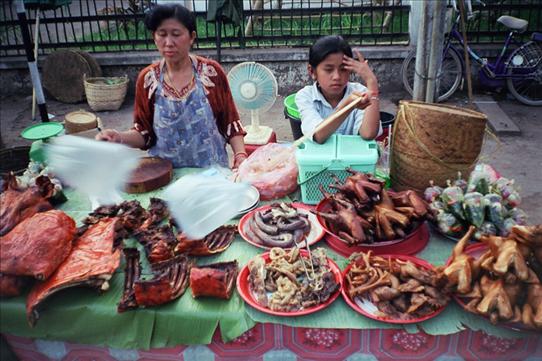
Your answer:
245;131;277;155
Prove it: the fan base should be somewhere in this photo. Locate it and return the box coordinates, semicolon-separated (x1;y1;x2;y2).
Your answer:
244;125;274;145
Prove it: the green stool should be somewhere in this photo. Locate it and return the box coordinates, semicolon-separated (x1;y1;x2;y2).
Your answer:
284;93;303;140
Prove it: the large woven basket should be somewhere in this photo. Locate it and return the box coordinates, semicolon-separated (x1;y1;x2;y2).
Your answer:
389;100;487;193
84;76;128;111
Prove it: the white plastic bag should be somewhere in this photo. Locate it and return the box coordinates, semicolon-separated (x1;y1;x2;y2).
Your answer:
237;143;298;200
46;135;141;209
163;169;251;239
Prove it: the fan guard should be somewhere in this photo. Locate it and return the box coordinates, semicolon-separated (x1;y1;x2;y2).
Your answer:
228;62;278;145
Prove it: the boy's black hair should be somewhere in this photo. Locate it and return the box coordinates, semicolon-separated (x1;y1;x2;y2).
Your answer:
144;4;196;33
308;35;353;68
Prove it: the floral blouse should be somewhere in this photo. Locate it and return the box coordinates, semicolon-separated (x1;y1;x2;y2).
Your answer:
133;55;246;149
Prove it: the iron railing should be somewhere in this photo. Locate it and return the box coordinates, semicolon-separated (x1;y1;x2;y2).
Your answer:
1;0;541;57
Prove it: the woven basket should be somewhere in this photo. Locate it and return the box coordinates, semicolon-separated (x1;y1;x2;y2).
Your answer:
0;146;30;176
389;100;487;193
84;76;128;111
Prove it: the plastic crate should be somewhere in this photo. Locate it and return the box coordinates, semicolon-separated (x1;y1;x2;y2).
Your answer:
296;135;378;204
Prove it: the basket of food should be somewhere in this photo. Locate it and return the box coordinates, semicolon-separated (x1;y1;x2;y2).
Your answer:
84;75;128;111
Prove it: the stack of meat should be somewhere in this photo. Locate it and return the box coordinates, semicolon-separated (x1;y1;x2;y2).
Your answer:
0;174;70;298
440;224;542;329
315;169;432;244
0;175;133;326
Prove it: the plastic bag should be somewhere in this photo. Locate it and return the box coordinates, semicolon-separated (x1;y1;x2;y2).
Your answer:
163;169;251;239
46;135;141;209
437;211;465;237
463;192;485;227
441;182;465;220
237;143;298;200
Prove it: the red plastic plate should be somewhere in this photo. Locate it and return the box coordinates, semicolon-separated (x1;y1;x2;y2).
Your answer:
445;243;532;332
238;203;325;250
315;198;429;257
237;249;342;316
342;254;447;324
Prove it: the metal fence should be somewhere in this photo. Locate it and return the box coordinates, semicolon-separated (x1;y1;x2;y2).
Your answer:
0;0;541;57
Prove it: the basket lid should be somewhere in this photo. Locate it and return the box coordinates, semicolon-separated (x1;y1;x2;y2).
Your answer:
21;122;64;140
65;110;97;125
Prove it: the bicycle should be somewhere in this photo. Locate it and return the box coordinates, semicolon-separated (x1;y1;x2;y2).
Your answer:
400;2;542;106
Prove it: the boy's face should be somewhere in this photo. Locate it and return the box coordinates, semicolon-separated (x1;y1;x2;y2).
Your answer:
310;52;350;100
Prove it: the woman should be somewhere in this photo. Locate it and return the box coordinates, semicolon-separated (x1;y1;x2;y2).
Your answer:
295;35;381;144
96;4;248;169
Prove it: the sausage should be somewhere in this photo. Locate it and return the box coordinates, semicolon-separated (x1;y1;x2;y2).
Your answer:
254;211;278;235
249;218;294;248
277;218;306;232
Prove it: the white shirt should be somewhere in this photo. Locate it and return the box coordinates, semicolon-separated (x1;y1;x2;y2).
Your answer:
295;82;381;140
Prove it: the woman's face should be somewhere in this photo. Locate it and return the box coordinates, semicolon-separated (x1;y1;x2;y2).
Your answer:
310;52;350;100
153;18;195;62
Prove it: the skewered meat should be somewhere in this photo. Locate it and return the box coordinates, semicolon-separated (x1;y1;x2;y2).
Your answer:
248;248;339;312
26;217;122;326
1;210;76;280
140;198;169;229
133;255;192;307
0;174;54;236
0;273;28;297
190;261;238;299
175;225;237;256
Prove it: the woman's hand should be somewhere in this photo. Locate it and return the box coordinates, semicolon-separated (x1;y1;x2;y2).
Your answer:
95;129;123;143
232;152;248;170
343;50;379;92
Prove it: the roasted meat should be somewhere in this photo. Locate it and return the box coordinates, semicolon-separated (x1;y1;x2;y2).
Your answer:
133;255;192;307
175;225;237;256
190;261;238;299
0;174;54;236
0;273;29;298
135;224;177;263
118;251;192;310
1;210;76;280
118;248;141;312
26;217;122;326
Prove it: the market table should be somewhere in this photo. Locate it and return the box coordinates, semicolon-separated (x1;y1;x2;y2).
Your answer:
1;169;541;360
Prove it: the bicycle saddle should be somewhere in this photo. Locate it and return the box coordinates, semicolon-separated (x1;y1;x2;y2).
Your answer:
497;16;528;33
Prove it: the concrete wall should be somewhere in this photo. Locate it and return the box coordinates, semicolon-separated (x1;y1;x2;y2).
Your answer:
0;45;501;98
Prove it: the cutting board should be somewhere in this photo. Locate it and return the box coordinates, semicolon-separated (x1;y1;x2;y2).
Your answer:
125;157;173;194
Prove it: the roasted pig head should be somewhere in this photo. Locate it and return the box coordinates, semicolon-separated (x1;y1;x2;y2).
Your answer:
1;210;76;280
190;261;238;300
0;174;54;236
26;217;122;326
175;225;237;256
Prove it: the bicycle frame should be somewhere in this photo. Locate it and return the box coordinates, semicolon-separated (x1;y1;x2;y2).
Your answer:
444;13;534;88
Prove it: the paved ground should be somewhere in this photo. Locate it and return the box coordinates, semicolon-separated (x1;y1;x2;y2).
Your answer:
1;88;540;223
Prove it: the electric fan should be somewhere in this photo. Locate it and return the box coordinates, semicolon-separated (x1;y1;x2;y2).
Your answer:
228;62;278;145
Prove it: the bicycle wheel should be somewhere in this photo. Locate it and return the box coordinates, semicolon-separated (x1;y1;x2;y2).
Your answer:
401;48;463;102
506;41;542;106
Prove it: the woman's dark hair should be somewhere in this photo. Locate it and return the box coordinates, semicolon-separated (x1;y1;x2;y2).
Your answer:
144;4;196;33
308;35;353;68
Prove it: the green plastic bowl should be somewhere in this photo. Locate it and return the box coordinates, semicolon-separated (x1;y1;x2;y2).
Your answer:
284;93;300;120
